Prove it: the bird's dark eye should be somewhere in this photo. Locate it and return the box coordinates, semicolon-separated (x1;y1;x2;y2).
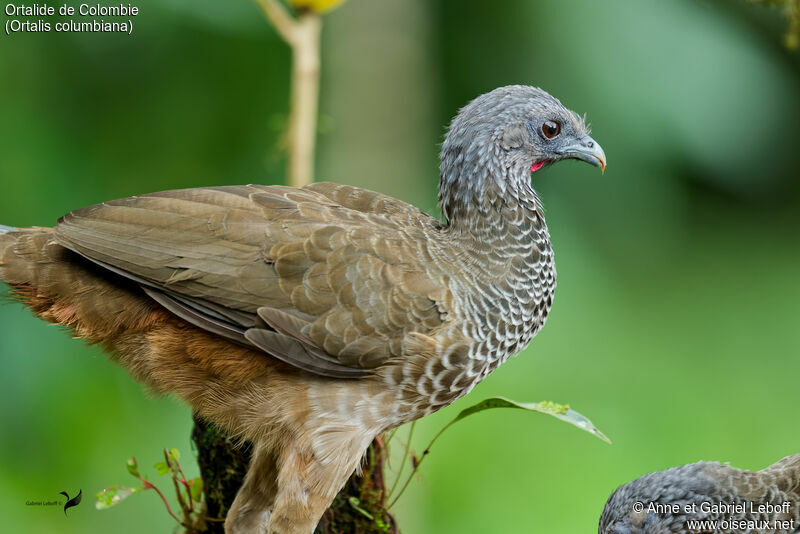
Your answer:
542;120;561;139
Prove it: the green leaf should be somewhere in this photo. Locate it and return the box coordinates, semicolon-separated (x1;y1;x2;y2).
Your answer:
189;477;203;503
168;448;180;463
154;461;170;476
450;397;610;443
125;457;141;479
388;396;609;509
95;485;142;510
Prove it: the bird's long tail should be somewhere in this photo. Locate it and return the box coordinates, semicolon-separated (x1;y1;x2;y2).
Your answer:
0;224;284;436
0;225;154;340
0;226;60;290
1;222;166;338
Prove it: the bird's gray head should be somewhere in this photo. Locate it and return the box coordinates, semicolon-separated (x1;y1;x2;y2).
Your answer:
439;85;606;222
599;462;726;534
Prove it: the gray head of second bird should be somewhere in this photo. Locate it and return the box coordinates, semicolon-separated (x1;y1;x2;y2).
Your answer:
439;85;606;223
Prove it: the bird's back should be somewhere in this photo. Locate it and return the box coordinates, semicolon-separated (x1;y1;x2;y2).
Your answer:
50;183;454;378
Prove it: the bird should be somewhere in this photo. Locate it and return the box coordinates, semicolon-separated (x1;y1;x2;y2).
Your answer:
599;452;800;534
0;85;605;534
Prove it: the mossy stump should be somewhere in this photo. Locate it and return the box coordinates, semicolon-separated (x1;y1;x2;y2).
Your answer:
191;414;398;534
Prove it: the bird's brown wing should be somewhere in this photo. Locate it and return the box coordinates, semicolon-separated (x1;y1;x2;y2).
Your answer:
54;184;449;378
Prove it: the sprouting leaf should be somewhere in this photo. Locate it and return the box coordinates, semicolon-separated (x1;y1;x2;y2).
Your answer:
449;397;610;443
348;496;374;520
168;448;180;463
126;457;141;479
95;485;142;510
154;461;170;476
189;477;203;503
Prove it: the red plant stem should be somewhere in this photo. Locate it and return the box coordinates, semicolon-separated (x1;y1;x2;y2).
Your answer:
165;448;194;513
176;464;194;511
172;475;190;520
181;478;194;512
143;479;185;526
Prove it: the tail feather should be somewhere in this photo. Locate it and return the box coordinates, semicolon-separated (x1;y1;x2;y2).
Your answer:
0;226;163;341
0;227;56;286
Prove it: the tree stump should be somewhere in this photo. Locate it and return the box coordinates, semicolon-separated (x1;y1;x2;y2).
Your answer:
191;414;398;533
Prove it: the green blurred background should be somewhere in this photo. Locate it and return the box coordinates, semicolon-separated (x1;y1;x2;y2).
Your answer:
1;0;799;532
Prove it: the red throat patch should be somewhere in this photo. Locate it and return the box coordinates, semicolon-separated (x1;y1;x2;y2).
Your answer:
530;162;544;172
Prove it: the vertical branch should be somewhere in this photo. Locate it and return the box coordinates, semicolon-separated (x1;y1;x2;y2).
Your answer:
288;12;321;187
189;3;397;532
254;0;322;187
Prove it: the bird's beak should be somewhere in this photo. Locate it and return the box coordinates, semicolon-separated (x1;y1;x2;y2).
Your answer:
558;135;607;173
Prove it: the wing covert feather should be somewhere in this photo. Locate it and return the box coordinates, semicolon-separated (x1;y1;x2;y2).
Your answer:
54;184;450;377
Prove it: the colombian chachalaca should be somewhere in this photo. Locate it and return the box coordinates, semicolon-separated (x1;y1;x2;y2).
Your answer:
0;85;606;533
600;452;800;533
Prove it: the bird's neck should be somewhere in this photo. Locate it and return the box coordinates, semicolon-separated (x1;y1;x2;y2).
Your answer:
437;168;556;378
439;168;548;243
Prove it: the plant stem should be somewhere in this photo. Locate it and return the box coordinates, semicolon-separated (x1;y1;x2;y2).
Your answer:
388;420;454;509
287;11;321;187
253;0;321;187
387;421;416;500
143;479;185;526
165;449;192;519
172;448;195;513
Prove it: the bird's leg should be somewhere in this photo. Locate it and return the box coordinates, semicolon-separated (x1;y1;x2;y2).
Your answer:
264;434;372;534
225;443;279;534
